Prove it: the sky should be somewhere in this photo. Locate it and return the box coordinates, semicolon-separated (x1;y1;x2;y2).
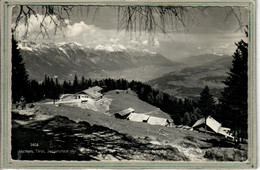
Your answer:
12;5;249;61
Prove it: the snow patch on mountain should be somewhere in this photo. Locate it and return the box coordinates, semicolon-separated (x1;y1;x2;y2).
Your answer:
142;49;156;55
57;42;67;46
17;40;177;82
58;47;70;59
73;42;84;47
17;43;33;51
94;44;126;52
90;58;97;64
18;40;159;55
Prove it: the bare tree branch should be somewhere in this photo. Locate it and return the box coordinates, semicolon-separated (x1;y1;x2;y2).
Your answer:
12;5;247;40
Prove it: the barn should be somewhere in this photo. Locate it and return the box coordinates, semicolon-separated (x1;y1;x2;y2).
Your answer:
147;116;169;126
192;116;234;139
127;112;173;127
127;113;150;122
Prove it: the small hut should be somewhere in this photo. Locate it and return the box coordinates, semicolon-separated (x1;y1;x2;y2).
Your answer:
114;108;135;119
192;116;234;139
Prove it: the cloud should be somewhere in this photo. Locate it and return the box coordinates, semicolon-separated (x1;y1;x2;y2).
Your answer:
109;38;120;43
142;40;148;45
14;14;165;53
15;14;65;39
141;38;160;46
62;21;161;52
15;13;246;61
66;21;97;37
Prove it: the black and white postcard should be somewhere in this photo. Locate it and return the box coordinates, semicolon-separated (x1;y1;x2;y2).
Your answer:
0;0;256;169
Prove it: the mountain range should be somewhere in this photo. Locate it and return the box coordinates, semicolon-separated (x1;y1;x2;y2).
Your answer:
18;41;178;81
18;41;232;99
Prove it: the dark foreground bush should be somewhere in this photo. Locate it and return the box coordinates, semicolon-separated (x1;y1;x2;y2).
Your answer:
204;148;247;161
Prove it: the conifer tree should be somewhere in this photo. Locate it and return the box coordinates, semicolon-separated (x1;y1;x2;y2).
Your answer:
53;77;61;102
73;75;79;93
11;36;29;103
198;86;215;118
198;86;215;131
219;39;248;141
80;76;87;89
183;112;191;126
28;79;42;102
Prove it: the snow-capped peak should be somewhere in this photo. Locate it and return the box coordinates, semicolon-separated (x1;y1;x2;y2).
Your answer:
94;44;126;52
57;42;67;46
73;42;83;46
17;41;34;51
142;49;156;55
17;40;158;55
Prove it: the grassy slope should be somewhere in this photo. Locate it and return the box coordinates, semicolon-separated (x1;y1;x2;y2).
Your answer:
28;90;247;161
34;103;218;148
105;90;171;119
105;90;157;113
33;90;218;145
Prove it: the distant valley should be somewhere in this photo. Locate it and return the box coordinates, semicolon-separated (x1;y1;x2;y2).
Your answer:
148;54;233;99
18;41;232;99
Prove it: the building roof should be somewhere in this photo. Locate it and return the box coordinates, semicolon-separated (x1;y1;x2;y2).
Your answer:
116;108;135;116
77;86;103;99
192;118;205;128
90;86;103;91
192;116;234;138
206;116;221;133
192;116;221;133
83;90;103;99
127;113;150;122
147;116;168;126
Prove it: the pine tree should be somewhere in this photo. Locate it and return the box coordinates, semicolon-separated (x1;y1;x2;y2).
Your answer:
198;86;215;117
11;36;29;103
73;75;79;93
219;39;248;141
198;86;215;131
54;77;61;101
183;112;191;126
28;79;43;102
80;76;87;89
